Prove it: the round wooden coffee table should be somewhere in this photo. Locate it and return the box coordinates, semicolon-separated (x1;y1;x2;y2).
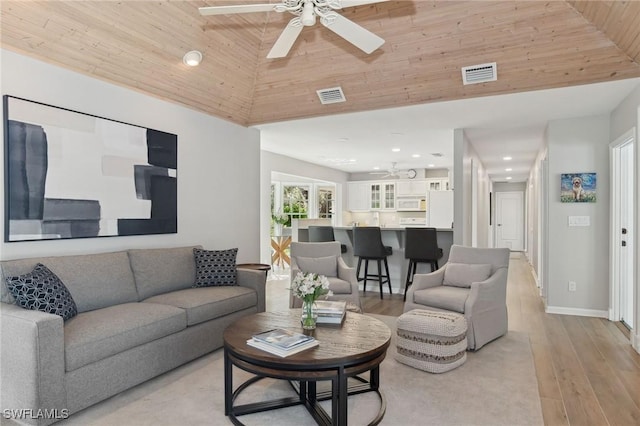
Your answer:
223;310;391;426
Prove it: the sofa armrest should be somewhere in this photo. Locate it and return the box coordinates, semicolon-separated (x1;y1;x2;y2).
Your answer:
465;268;508;315
236;269;266;313
337;257;358;289
412;267;446;291
0;303;67;425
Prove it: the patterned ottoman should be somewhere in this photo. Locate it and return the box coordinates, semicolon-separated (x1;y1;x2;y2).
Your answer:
395;309;468;373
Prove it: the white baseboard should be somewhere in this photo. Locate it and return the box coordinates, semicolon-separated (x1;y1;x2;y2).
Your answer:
545;306;609;318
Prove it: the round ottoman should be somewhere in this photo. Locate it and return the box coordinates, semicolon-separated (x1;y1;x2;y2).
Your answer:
395;309;468;373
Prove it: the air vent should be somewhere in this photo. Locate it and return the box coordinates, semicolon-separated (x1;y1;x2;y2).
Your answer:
317;87;346;104
461;62;497;85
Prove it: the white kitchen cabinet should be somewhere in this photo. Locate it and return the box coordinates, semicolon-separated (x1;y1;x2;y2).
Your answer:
425;178;449;191
348;182;370;211
396;180;428;196
370;182;395;210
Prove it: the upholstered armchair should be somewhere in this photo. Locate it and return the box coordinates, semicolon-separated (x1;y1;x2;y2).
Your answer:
404;245;510;350
289;242;361;310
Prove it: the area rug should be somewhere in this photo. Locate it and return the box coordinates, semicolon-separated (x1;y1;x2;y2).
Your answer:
59;315;543;426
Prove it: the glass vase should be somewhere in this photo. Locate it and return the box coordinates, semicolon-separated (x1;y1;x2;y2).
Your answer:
301;299;317;330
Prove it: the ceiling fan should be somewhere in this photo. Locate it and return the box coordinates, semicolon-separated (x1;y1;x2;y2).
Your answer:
369;162;414;179
199;0;387;59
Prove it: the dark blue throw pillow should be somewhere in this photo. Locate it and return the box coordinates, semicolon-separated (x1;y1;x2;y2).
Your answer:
193;248;238;287
6;263;78;321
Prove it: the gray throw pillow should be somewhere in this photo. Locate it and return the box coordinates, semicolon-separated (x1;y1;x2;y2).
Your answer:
193;248;238;287
443;263;492;288
6;263;78;321
294;255;338;277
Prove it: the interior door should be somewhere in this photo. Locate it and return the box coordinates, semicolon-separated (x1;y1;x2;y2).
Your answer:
619;142;634;328
495;191;524;250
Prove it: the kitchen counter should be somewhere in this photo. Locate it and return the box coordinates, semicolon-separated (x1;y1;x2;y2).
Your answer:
296;226;454;295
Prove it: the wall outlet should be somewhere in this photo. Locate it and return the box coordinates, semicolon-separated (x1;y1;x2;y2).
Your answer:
568;281;577;292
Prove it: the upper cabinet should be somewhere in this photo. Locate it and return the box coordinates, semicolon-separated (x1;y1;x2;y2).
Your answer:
347;182;370;211
369;182;395;210
425;178;450;191
396;180;428;197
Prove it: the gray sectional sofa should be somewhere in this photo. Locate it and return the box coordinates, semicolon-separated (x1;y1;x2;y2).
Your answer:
0;246;266;425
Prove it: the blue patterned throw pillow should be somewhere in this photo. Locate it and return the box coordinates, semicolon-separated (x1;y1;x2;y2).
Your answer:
6;263;78;321
193;248;238;287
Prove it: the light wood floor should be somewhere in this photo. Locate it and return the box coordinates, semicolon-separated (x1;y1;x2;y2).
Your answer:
267;253;640;425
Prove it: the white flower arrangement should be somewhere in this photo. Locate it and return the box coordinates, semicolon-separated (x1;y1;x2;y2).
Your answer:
291;271;333;303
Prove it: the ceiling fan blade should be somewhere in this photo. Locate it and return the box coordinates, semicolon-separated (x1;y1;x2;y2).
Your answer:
199;4;278;16
335;0;389;8
267;18;304;59
321;13;384;54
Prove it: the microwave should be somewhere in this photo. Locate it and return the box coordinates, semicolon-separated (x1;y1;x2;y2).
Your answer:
396;198;426;211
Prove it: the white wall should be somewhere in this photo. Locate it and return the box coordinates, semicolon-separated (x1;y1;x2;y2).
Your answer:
546;114;610;316
0;50;261;262
259;150;350;265
453;130;490;247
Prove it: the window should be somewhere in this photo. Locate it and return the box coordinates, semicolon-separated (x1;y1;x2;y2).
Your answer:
317;186;335;219
282;185;309;226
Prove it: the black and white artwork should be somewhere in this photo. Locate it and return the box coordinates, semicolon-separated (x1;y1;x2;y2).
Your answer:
3;96;177;242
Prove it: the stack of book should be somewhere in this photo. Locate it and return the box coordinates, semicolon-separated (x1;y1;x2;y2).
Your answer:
247;328;318;357
315;300;347;325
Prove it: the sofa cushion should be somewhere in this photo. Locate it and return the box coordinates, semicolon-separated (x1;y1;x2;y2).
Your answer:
193;248;238;287
413;286;470;313
294;255;338;278
143;286;256;326
64;302;186;372
6;263;78;321
443;263;492;288
327;277;352;294
1;251;138;313
129;246;201;300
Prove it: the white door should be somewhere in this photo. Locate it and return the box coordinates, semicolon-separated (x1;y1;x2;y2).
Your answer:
610;131;636;339
495;191;524;250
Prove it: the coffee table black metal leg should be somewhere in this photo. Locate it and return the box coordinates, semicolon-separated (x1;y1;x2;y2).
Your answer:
224;349;233;415
370;365;380;390
338;366;348;426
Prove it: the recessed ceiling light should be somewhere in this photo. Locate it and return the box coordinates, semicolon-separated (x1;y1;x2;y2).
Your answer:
412;154;421;158
349;159;356;162
337;137;349;142
183;50;203;66
505;168;512;172
427;164;435;168
392;148;400;152
503;156;512;161
506;176;512;180
373;166;380;170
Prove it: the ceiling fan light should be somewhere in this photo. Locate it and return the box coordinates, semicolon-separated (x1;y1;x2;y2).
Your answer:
301;1;316;26
183;50;202;66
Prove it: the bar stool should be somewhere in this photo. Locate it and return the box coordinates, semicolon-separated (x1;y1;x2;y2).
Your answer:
404;227;443;301
353;226;393;299
308;226;347;253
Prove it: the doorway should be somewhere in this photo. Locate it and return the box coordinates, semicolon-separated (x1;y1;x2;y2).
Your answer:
495;191;524;250
610;130;635;333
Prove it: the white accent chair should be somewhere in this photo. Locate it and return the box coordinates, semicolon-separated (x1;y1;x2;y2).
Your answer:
404;245;510;350
289;242;361;311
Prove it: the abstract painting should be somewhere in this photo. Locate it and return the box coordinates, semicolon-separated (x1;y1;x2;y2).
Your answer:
3;96;177;242
560;172;596;203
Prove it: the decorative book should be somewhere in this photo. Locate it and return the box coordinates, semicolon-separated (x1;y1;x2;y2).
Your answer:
315;300;347;324
251;328;314;350
246;338;319;357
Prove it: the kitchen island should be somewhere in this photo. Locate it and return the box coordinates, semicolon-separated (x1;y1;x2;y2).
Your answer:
296;225;453;295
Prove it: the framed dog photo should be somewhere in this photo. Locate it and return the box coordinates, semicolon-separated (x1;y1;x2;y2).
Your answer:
561;172;596;203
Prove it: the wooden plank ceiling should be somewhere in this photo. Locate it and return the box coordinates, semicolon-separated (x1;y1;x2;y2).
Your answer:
2;1;639;126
